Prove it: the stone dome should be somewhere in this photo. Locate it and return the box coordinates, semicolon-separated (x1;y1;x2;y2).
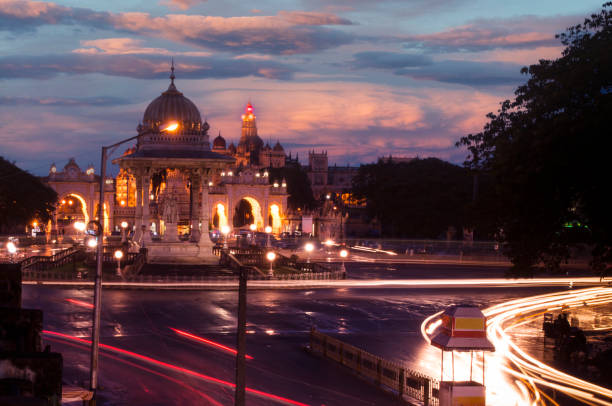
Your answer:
142;68;201;126
213;133;226;149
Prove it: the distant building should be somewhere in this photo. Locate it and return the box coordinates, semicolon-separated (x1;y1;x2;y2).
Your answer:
307;150;359;199
212;103;286;169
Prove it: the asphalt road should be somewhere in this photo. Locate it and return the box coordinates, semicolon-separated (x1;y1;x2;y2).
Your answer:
22;263;576;406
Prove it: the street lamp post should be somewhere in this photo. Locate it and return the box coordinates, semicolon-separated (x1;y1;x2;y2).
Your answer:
339;249;348;274
304;242;314;264
6;241;17;263
89;124;177;403
221;225;231;249
114;250;123;276
265;225;272;248
120;221;128;244
324;239;334;255
249;223;256;245
90;134;138;405
74;221;86;244
266;251;276;276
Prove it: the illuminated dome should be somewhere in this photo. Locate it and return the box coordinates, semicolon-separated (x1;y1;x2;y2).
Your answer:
142;69;202;126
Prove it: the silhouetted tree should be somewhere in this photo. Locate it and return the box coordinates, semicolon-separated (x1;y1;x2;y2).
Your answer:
0;157;57;233
351;158;473;238
268;165;316;211
457;4;612;275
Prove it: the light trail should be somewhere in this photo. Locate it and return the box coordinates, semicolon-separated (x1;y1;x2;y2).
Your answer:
65;298;94;309
170;327;254;360
45;336;225;406
421;286;612;405
23;276;606;290
43;330;309;406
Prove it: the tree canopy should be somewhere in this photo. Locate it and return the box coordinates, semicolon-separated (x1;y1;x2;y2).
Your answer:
267;164;316;211
351;158;473;238
0;157;57;234
457;4;612;274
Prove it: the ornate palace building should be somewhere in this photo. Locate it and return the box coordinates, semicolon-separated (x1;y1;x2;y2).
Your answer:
44;68;289;260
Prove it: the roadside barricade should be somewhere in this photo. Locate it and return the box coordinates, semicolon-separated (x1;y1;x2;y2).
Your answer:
309;328;438;405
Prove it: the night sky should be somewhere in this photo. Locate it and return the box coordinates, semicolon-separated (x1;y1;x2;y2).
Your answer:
0;0;603;174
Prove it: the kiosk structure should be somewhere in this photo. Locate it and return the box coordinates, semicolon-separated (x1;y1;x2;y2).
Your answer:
430;305;495;406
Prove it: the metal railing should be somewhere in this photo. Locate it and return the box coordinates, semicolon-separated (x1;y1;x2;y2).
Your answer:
20;246;81;272
309;328;439;406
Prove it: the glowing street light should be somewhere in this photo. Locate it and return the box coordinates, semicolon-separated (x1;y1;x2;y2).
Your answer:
74;221;86;244
87;238;98;249
6;241;17;262
221;225;231;249
304;242;314;263
266;251;276;276
120;221;128;243
249;223;257;232
114;250;123;276
339;249;348;273
265;225;272;248
6;242;17;254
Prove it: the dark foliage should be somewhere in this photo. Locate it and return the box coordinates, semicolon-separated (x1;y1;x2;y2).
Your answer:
267;165;316;211
351;158;473;238
457;4;612;275
0;157;57;233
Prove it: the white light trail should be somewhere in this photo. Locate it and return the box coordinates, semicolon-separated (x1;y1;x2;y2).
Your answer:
22;277;606;290
421;286;612;405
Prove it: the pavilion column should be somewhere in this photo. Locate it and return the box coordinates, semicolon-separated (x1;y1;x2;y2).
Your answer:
190;171;202;242
141;172;151;244
133;169;143;243
197;169;214;256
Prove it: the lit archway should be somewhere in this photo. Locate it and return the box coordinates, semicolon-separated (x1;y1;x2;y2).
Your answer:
233;197;263;230
269;203;282;234
213;203;228;229
58;193;89;225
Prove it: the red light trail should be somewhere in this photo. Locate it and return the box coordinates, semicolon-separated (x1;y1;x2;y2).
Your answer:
65;298;94;308
170;327;254;360
42;330;308;406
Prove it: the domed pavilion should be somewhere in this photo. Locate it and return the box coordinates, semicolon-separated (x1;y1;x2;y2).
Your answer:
113;65;234;262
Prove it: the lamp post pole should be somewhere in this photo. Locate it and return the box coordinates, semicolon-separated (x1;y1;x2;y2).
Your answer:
90;135;138;405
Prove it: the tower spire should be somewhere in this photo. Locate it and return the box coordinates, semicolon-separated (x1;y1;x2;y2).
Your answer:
170;57;175;85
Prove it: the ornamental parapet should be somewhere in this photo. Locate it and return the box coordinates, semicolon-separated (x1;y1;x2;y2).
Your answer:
208;185;227;194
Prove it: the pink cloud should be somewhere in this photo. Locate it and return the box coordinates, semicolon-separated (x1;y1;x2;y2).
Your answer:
0;1;354;54
159;0;206;11
406;14;579;51
73;37;211;57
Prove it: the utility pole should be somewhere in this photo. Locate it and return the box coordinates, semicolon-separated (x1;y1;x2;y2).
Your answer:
234;267;247;406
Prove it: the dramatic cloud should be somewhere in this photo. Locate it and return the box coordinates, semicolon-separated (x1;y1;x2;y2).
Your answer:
351;51;432;69
0;53;296;80
350;51;522;86
404;15;579;52
159;0;207;10
73;38;211;56
398;60;523;86
0;1;354;54
0;96;132;106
